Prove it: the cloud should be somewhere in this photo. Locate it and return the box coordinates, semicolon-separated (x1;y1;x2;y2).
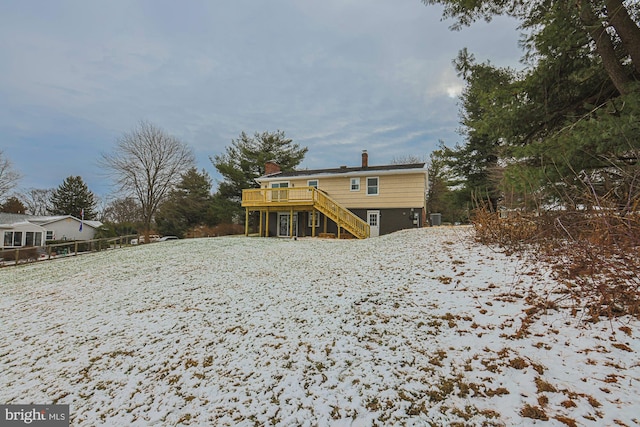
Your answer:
0;0;523;197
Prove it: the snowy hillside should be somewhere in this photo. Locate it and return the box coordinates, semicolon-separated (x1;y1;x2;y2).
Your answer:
1;227;638;426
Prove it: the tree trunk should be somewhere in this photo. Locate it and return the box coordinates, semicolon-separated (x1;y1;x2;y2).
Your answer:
578;0;633;95
605;0;640;75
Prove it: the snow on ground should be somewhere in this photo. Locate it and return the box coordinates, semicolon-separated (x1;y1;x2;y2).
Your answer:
0;226;638;426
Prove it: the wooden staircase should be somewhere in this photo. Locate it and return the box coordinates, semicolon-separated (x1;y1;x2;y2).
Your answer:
312;189;370;239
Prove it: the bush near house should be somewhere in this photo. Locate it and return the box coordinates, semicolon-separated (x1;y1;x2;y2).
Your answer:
186;223;244;238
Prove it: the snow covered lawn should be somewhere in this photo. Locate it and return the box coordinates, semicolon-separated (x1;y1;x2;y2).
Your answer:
1;227;638;426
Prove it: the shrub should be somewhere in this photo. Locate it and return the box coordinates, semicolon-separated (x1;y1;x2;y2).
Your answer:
471;201;640;319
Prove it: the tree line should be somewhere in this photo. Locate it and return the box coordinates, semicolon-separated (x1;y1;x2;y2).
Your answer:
0;122;307;241
424;0;640;222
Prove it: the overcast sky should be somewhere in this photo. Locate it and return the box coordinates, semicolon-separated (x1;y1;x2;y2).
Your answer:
0;0;522;199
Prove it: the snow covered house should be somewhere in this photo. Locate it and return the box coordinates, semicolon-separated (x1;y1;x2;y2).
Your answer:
0;213;103;250
241;151;428;238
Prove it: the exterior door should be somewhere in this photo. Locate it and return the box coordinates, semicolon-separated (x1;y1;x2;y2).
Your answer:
278;213;298;237
271;182;289;202
367;210;380;237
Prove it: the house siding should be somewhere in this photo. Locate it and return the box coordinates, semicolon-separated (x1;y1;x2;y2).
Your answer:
265;172;426;210
252;162;428;237
43;217;91;241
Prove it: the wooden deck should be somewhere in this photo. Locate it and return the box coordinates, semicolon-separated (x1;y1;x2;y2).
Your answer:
242;187;370;239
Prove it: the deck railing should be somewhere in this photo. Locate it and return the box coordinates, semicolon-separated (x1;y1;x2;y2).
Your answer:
242;187;315;206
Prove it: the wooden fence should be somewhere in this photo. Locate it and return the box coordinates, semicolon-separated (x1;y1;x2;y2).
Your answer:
0;235;137;267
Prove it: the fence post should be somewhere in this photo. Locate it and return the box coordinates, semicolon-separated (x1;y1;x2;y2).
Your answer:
14;249;19;267
74;241;78;256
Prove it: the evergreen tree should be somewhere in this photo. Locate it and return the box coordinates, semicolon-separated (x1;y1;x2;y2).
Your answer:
211;130;307;219
424;1;640;212
155;168;215;237
0;196;26;214
48;176;97;219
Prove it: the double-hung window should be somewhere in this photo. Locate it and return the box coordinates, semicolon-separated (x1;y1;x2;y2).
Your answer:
367;177;379;196
350;177;360;191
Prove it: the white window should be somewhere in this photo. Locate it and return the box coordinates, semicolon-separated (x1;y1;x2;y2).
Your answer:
350;177;360;191
3;231;23;247
307;180;318;188
46;230;54;241
308;212;320;228
367;177;379;195
368;212;378;226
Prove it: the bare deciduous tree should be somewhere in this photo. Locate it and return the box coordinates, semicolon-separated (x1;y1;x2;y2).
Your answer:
102;197;142;224
391;154;426;165
0;150;21;202
100;121;195;241
22;188;53;215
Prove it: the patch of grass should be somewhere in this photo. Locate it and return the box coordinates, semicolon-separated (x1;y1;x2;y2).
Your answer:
531;362;546;375
535;377;557;393
428;349;447;367
177;413;192;423
437;276;453;285
555;415;578;427
203;355;214;367
538;395;549;407
520;404;549;420
485;387;509;397
480;358;501;373
184;358;198;369
612;343;633;352
619;326;632;336
509;357;528;370
587;395;602;408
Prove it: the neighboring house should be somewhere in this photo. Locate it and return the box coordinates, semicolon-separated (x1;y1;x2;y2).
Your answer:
1;221;46;250
241;151;428;238
0;213;103;250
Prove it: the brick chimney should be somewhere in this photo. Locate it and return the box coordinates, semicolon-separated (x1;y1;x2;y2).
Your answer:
265;161;281;175
361;150;368;168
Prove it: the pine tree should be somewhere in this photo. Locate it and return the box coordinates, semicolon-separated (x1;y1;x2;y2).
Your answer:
0;196;26;214
48;176;97;219
155;168;215;237
211;130;307;218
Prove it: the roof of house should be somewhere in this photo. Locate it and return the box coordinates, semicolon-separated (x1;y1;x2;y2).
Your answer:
258;162;426;181
0;220;46;230
0;213;103;229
